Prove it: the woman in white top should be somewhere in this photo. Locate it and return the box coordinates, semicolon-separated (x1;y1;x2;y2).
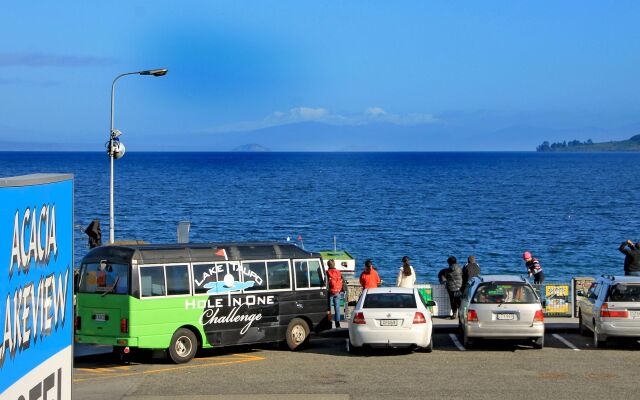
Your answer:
396;256;416;288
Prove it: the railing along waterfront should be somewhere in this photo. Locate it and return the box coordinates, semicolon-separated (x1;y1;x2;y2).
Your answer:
342;279;593;319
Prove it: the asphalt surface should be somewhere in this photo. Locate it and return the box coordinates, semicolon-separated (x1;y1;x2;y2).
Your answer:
72;318;640;400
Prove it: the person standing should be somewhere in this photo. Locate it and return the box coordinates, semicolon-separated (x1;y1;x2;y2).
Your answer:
523;251;544;284
396;256;416;288
462;255;481;289
444;256;463;319
326;259;344;328
619;240;640;276
359;259;381;289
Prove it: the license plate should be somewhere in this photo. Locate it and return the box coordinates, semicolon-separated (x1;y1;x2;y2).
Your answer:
496;313;515;320
380;319;398;326
630;310;640;319
94;313;106;322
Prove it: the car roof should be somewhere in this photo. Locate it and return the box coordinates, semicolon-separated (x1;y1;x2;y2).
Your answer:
478;274;527;283
364;287;416;294
600;275;640;284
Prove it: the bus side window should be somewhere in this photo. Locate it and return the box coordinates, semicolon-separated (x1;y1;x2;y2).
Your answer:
166;265;190;295
243;262;267;292
141;266;166;297
294;261;310;289
192;264;220;294
267;261;291;290
308;260;324;288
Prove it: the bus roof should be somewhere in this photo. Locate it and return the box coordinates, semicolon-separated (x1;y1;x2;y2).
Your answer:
81;242;320;265
317;250;354;260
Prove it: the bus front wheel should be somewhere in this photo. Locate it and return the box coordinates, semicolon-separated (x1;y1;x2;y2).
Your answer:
286;318;310;351
169;328;197;363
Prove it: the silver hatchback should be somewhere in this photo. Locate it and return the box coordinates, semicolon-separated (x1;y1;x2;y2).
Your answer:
577;275;640;348
459;275;545;349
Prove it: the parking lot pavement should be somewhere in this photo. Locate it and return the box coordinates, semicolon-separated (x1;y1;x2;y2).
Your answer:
74;326;640;400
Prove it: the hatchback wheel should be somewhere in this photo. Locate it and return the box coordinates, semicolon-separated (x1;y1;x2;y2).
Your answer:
578;312;588;336
462;330;473;348
593;325;606;349
533;336;544;349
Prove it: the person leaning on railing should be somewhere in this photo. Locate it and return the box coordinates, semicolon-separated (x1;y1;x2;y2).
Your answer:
396;256;416;288
326;259;344;328
360;259;381;289
522;251;544;284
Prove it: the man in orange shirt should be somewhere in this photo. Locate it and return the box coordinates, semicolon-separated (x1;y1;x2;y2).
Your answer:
359;259;381;289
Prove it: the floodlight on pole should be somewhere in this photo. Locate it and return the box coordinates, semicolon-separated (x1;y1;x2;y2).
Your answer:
108;68;168;244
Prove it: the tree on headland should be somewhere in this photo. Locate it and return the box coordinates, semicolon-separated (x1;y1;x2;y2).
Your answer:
536;135;640;152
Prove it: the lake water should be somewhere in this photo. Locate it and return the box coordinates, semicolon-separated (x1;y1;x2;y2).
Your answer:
1;151;639;284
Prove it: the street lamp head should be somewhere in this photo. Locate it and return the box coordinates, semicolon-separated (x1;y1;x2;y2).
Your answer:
111;141;126;159
139;68;168;77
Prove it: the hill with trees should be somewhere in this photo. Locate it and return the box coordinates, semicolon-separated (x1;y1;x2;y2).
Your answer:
536;134;640;152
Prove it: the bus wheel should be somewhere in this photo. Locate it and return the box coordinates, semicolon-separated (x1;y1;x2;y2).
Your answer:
286;318;310;351
169;328;197;363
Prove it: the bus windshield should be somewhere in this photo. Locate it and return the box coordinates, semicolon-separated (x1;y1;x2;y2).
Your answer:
79;262;129;294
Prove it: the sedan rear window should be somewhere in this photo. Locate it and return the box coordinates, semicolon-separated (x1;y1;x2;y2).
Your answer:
363;293;417;308
608;284;640;302
472;283;537;304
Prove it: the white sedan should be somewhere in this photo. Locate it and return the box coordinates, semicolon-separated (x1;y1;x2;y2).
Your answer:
348;287;435;353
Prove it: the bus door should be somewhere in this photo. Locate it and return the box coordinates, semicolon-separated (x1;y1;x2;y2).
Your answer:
289;259;327;323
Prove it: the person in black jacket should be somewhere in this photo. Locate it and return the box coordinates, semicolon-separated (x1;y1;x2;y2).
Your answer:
444;256;463;319
619;240;640;276
462;255;481;289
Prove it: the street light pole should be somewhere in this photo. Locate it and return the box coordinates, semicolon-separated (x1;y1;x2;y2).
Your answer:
108;68;168;244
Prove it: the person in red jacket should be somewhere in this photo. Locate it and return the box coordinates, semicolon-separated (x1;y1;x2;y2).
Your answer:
359;259;381;289
326;259;344;328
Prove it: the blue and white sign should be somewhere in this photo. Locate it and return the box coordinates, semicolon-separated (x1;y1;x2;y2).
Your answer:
0;174;73;400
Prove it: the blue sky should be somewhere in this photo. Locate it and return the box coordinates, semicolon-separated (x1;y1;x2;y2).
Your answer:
1;1;640;150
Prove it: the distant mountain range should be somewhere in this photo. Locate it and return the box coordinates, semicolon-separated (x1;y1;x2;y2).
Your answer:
536;134;640;152
231;144;270;152
4;114;640;151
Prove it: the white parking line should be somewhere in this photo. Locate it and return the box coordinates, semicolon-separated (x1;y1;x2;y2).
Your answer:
449;333;466;351
552;334;580;351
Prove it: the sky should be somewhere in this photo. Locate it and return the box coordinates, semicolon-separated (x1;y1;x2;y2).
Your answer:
1;1;640;151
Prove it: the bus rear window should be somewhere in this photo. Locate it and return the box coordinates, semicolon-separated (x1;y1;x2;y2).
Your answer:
472;283;537;304
79;262;129;294
608;284;640;302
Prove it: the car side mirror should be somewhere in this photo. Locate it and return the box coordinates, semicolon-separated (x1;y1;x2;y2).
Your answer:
426;300;436;307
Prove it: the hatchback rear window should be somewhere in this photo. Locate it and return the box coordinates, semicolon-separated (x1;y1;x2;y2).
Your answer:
472;283;537;304
363;293;417;308
608;284;640;302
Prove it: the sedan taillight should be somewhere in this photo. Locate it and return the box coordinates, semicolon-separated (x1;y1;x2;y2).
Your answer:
353;312;366;324
467;309;478;322
413;312;427;324
600;303;628;318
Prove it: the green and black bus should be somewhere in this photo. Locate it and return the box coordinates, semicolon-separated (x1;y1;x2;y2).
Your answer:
75;242;330;363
